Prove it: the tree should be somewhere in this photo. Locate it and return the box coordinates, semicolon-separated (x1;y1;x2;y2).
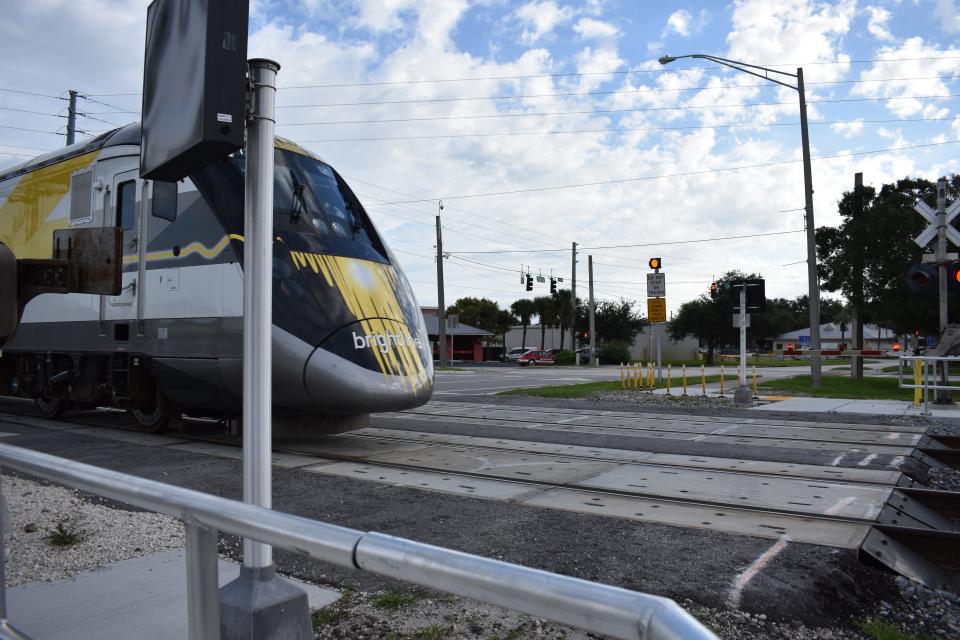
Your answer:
552;289;575;350
532;296;557;350
594;299;645;344
817;175;960;338
446;297;504;349
510;299;536;349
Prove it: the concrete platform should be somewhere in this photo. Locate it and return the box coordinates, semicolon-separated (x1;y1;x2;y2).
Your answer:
8;549;340;640
751;396;960;418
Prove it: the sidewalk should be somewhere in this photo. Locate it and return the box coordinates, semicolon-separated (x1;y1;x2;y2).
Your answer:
8;549;339;640
750;396;960;418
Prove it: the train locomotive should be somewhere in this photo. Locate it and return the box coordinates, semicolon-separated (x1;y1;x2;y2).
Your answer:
0;124;433;433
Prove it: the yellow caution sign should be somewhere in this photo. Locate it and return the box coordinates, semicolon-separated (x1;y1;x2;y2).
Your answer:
647;298;667;323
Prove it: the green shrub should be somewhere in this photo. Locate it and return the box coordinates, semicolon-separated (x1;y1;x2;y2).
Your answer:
553;350;576;365
598;342;631;365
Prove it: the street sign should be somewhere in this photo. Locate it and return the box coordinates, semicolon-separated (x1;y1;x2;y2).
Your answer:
647;272;665;297
798;335;811;344
732;313;751;328
536;276;545;283
914;198;960;248
647;297;666;323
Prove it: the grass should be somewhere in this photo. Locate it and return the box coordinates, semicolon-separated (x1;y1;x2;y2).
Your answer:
497;375;728;399
43;521;84;548
310;588;355;628
373;589;421;611
857;617;934;640
758;375;914;400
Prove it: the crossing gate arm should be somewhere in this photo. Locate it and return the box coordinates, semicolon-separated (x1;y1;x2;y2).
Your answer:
0;443;717;640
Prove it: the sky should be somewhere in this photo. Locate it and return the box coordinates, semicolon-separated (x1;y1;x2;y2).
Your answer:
3;0;960;320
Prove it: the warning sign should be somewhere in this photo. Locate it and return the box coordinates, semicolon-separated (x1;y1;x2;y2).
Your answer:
647;298;666;323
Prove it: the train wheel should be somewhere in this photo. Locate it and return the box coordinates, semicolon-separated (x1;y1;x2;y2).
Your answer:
131;391;178;433
35;395;66;419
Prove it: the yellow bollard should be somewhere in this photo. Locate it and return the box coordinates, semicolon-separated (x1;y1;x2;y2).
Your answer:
620;363;625;389
682;364;688;396
719;365;725;396
752;365;758;398
666;364;672;395
701;364;706;396
737;365;742;386
648;362;655;389
634;362;640;389
914;358;922;406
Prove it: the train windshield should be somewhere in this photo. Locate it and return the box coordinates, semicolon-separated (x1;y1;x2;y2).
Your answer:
230;148;388;263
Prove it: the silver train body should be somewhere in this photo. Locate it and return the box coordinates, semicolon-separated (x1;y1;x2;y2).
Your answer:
0;124;433;432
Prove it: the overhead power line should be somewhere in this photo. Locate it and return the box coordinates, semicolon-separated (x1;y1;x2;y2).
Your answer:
306;117;953;143
364;139;960;205
280;93;960;127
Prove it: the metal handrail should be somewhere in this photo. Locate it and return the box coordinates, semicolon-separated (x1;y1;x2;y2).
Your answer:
0;443;717;640
898;354;960;414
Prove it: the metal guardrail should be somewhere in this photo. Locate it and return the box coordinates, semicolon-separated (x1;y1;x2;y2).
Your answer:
0;443;718;640
897;354;960;413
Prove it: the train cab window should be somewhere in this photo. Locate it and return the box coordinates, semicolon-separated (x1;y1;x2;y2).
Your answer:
116;180;136;231
151;181;177;221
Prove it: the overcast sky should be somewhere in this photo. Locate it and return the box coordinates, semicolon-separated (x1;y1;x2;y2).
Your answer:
2;0;960;318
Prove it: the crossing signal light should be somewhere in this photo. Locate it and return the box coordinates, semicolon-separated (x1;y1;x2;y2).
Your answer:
525;274;533;291
949;261;960;290
648;257;662;271
550;277;557;294
906;264;938;295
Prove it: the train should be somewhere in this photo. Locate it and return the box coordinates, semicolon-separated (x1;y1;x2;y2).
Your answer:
0;124;433;434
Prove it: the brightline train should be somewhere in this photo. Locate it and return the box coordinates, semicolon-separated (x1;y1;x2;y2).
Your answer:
0;124;433;433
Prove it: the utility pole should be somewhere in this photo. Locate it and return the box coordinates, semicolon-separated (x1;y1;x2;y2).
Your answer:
588;255;597;367
936;179;950;403
798;68;822;388
570;242;577;353
66;90;78;146
436;201;447;369
851;172;865;380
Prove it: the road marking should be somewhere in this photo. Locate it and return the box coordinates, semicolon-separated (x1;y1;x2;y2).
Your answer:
556;417;586;424
830;453;846;467
693;425;736;441
889;455;906;468
726;535;791;608
886;432;901;440
858;454;878;467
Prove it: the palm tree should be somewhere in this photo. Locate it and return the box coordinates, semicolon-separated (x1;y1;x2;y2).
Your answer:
552;289;574;350
533;296;556;350
510;299;536;349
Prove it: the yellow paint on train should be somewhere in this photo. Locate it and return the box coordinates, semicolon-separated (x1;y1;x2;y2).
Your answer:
289;249;428;391
0;151;99;258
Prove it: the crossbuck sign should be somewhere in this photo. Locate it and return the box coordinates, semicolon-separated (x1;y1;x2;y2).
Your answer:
914;197;960;248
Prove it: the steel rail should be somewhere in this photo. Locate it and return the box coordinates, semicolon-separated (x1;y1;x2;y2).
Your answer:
0;442;717;640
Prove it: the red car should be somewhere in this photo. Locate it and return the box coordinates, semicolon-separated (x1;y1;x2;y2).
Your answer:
516;350;554;366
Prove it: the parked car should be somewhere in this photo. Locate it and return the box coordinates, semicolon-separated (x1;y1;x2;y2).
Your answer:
501;347;534;362
517;350;555;366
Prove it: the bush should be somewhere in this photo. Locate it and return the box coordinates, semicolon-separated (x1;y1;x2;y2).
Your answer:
553;350;576;365
598;341;631;365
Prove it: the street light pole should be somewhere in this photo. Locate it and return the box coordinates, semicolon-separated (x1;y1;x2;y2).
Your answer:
660;53;822;387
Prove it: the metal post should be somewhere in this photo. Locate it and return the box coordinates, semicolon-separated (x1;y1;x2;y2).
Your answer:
655;324;662;381
66;90;78;146
851;173;864;380
935;179;951;403
436;204;447;369
220;58;311;640
186;523;220;640
798;68;822;388
735;286;752;405
242;59;278;570
570;242;577;352
588;255;597;367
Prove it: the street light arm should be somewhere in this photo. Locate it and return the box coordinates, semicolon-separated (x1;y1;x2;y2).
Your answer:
659;53;798;91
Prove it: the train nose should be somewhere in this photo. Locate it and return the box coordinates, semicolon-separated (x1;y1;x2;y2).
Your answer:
303;320;432;413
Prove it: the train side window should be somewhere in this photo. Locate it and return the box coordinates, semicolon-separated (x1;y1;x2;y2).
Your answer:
116;180;136;231
152;181;177;221
69;170;93;226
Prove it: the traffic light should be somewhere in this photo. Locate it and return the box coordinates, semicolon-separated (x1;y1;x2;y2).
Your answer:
648;257;662;271
949;261;960;290
550;277;557;294
906;264;938;295
525;274;533;291
709;282;718;298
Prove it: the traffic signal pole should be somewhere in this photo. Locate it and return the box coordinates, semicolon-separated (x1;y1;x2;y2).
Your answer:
570;242;577;353
436;202;447;369
588;255;597;367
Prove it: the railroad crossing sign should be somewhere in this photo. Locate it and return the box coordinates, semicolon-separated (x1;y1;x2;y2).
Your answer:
647;297;666;323
914;197;960;248
646;272;665;297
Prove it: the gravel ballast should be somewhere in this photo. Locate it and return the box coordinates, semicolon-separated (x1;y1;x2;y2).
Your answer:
2;475;184;586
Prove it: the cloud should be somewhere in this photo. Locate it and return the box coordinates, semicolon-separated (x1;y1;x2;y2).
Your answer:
666;9;692;37
850;36;960;117
935;0;960;34
573;17;619;40
830;119;864;138
349;0;420;33
866;6;894;41
515;1;574;44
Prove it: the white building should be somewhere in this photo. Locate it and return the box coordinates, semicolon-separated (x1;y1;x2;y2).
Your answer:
773;323;899;352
